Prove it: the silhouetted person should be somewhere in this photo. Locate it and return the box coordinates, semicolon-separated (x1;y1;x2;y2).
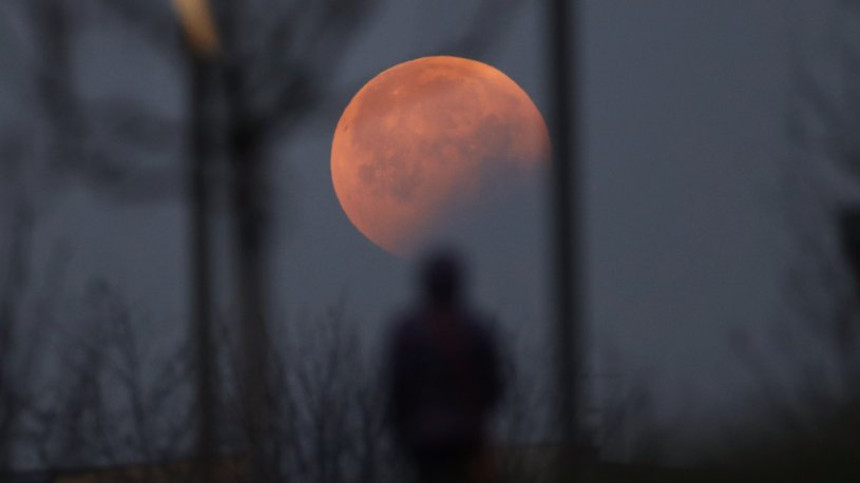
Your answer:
385;249;504;483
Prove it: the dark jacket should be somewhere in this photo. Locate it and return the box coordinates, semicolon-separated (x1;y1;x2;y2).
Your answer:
386;308;503;452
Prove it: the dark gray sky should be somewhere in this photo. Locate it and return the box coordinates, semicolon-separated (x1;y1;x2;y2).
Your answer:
2;0;841;461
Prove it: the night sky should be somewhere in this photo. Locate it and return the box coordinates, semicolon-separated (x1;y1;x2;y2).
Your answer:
1;0;842;463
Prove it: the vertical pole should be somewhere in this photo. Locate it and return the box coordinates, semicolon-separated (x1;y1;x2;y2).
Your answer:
219;5;272;479
232;123;271;482
172;0;220;479
189;52;215;481
549;0;583;479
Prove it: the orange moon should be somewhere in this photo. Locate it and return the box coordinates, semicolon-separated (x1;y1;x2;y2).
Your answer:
331;56;550;256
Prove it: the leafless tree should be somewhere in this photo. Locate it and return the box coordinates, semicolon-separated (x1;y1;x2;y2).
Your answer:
17;278;580;482
206;299;402;482
26;281;195;481
0;134;71;471
26;290;400;481
2;0;535;477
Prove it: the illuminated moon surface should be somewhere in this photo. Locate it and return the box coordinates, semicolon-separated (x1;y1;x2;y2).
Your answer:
331;56;550;256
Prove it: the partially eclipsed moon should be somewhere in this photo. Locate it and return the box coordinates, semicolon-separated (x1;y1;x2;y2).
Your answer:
331;56;550;257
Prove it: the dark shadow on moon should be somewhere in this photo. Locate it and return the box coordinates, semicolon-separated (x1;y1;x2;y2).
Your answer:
415;162;549;298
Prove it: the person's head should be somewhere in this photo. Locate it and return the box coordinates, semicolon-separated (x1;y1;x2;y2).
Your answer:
419;248;466;308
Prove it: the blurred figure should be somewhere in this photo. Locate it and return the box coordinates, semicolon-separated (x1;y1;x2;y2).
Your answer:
385;249;504;483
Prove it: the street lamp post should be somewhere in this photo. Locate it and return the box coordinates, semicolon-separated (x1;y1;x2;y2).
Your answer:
172;1;219;480
549;0;583;480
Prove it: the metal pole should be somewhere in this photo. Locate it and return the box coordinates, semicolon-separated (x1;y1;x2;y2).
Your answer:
549;0;583;479
231;121;271;483
172;1;220;479
189;52;215;481
219;5;273;479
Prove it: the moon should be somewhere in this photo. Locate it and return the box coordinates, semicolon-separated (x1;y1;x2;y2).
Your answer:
331;56;550;257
